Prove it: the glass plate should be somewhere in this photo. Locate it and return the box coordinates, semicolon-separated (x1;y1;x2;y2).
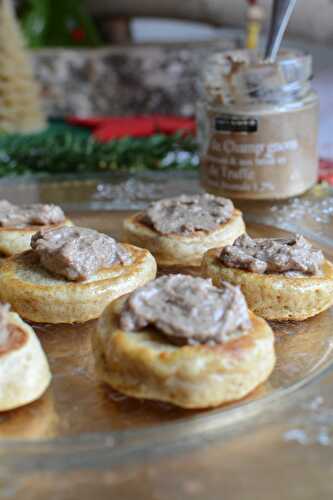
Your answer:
2;211;333;471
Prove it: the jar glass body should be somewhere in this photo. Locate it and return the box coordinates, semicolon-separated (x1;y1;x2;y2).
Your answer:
197;50;319;200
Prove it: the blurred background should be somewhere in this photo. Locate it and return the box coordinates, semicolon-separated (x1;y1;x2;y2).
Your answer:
1;0;333;179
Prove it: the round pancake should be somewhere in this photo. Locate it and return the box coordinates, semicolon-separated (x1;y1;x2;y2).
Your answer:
0;311;51;412
124;209;245;270
92;296;275;409
0;244;157;324
0;218;73;257
202;248;333;321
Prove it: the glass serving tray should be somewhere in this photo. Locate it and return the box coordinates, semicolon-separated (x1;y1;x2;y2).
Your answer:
2;210;333;474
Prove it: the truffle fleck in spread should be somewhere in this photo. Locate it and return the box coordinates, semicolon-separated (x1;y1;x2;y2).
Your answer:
120;274;251;345
220;234;324;276
143;194;234;235
0;200;65;228
31;226;132;281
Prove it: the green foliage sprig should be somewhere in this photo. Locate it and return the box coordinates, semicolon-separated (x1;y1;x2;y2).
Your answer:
0;127;198;177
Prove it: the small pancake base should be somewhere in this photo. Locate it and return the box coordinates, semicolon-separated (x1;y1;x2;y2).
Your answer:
202;249;333;321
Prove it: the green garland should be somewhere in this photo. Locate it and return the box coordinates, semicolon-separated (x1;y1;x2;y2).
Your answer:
0;125;198;177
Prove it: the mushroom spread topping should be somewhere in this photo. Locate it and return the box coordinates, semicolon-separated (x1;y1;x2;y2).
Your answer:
0;303;10;345
120;274;251;345
220;234;324;276
31;226;132;281
0;200;65;227
143;194;234;235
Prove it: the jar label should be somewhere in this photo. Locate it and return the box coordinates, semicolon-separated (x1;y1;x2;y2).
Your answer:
215;115;258;133
200;102;318;199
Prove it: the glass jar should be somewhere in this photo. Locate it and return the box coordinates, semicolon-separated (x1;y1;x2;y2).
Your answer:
197;50;319;200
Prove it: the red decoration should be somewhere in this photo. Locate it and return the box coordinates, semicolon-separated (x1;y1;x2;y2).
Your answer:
155;116;196;135
67;115;196;141
67;116;109;128
71;27;86;42
95;118;155;141
319;159;333;184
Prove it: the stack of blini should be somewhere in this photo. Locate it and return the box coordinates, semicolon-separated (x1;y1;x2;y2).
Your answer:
0;194;332;411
